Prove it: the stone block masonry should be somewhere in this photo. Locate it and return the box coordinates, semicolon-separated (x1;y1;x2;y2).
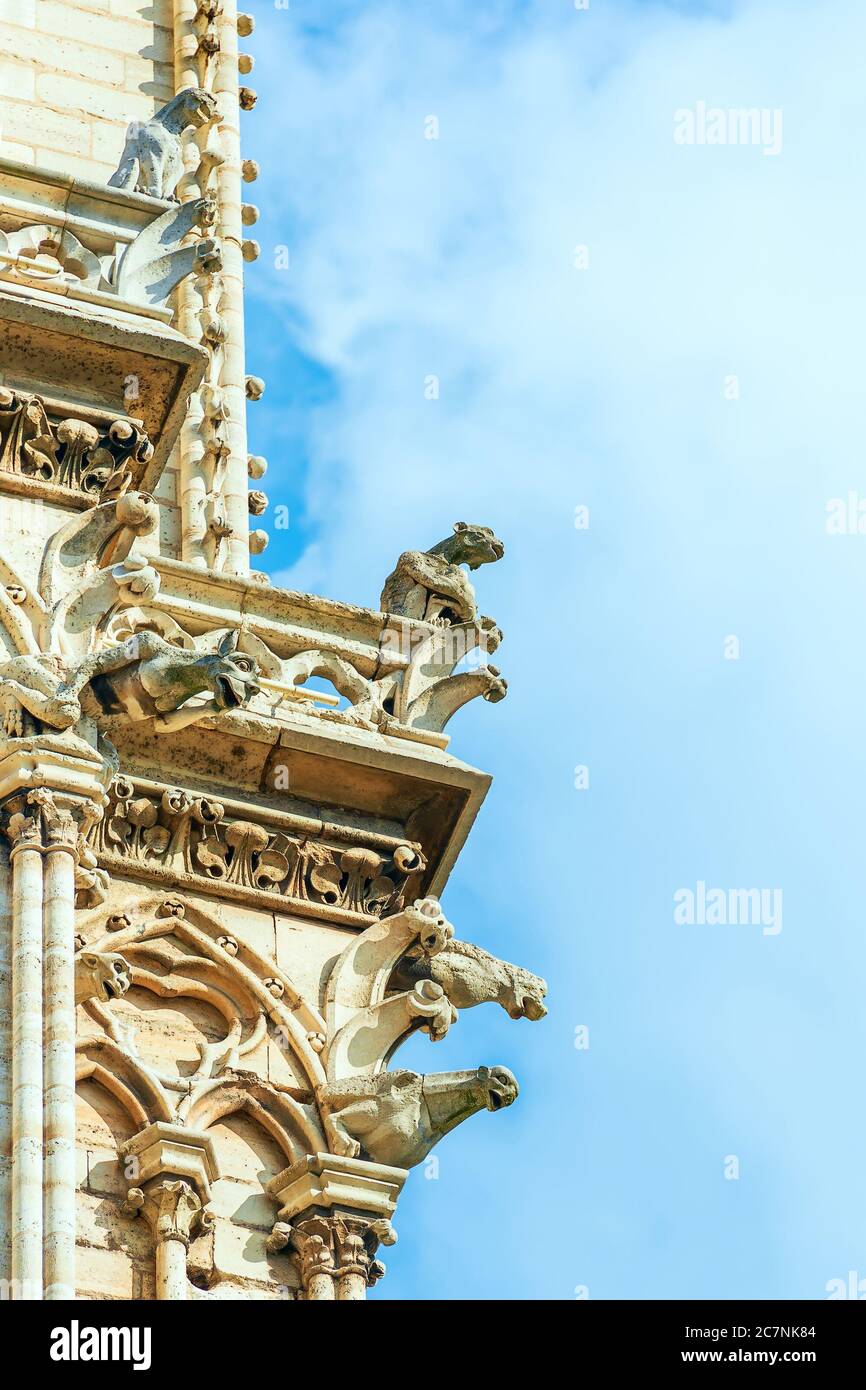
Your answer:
0;1;174;182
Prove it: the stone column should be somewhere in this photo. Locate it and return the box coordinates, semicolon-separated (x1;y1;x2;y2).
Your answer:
41;803;80;1301
281;1217;336;1301
333;1216;394;1301
212;0;252;576
121;1123;219;1301
0;840;12;1289
173;0;251;574
173;0;211;568
0;756;112;1301
7;807;44;1300
127;1180;209;1302
266;1152;406;1302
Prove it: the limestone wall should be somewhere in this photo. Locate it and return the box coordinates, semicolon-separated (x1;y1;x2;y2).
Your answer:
0;0;174;185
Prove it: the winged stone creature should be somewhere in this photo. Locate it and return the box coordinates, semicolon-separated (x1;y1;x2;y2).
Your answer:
0;630;259;739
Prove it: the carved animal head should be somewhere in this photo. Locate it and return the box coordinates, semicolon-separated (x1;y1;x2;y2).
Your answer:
323;1064;520;1169
404;897;454;956
75;950;131;1005
397;939;547;1021
450;523;505;570
482;666;508;705
420;1064;519;1124
144;632;260;714
480;1064;520;1111
500;966;548;1021
157;87;220;134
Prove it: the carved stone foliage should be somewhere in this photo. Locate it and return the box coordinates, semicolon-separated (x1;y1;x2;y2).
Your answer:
0;389;153;498
126;1179;210;1249
0;788;110;907
269;1214;395;1299
88;777;427;923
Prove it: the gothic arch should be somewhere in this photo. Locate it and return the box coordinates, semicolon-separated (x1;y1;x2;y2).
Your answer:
81;892;328;1094
184;1077;323;1162
75;1038;173;1126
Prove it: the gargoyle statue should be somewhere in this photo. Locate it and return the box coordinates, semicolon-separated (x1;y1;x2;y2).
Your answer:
114;198;221;310
108;88;220;200
380;522;505;625
390;939;548;1021
75;950;131;1006
319;1065;519;1169
0;630;259;738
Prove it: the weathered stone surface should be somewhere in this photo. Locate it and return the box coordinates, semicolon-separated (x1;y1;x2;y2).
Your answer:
0;0;543;1306
108;89;219;201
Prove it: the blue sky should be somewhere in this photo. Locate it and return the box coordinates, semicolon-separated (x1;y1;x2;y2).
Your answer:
244;0;866;1298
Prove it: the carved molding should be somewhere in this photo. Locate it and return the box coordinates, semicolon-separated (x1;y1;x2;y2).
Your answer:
86;775;427;925
76;898;328;1146
0;389;153;500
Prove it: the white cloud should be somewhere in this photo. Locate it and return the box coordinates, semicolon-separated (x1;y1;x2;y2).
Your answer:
244;0;866;1297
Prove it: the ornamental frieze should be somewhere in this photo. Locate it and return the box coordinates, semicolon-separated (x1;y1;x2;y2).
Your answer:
0;388;153;500
86;775;427;925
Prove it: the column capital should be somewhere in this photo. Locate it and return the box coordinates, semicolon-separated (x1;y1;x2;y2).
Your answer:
332;1214;396;1288
4;805;42;855
121;1122;221;1205
1;786;103;859
125;1179;211;1250
265;1154;404;1298
267;1212;396;1297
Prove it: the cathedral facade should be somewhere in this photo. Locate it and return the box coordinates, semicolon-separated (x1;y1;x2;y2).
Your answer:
0;0;545;1300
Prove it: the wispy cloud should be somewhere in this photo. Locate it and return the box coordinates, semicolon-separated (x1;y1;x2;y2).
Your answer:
245;0;866;1298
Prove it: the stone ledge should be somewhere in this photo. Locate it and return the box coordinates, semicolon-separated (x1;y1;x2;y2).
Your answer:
267;1152;407;1224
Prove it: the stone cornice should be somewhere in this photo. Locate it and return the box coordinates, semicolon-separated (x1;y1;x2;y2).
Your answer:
86;773;428;927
